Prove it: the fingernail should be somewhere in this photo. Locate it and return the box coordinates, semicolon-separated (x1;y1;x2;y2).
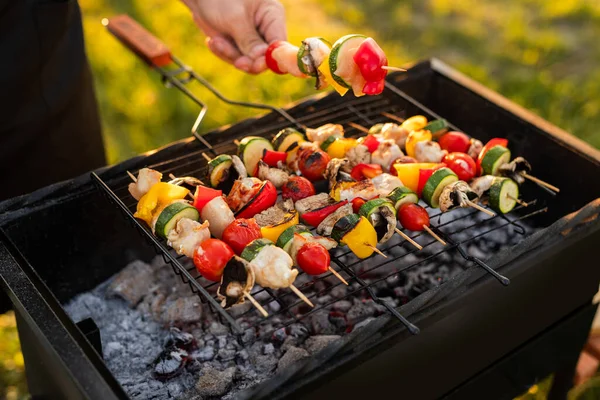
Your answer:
235;59;251;72
211;39;224;53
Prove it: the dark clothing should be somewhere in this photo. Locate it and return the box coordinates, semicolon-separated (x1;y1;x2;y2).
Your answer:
0;0;106;201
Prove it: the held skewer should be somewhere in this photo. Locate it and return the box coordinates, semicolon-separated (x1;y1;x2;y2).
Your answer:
422;225;447;246
290;285;314;307
348;122;370;134
243;291;269;317
328;267;349;286
521;173;560;193
366;243;388;258
381;112;405;124
465;200;496;217
381;66;406;72
394;228;423;250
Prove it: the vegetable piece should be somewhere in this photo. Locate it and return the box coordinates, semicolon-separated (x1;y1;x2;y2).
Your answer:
393;162;443;192
201;196;235;239
362;135;381;153
262;149;287;168
397;203;430;231
221;218;262;256
193;239;234;282
438;132;470;153
318;53;349;95
193;185;223;213
134;183;190;225
301;200;349;227
296;242;330;275
416;164;446;197
387;186;419;210
489;178;519;214
272;128;306;152
332;214;378;259
235;180;278;219
321;136;354;159
128;168;163;201
423;119;449;136
238;136;273;177
442;152;477;182
207;155;233;189
351;197;367;213
217;256;255;308
402;115;428;132
476;138;509;175
297;37;331;77
281;176;316;202
422;167;459;208
405;130;433;158
359;198;397;243
155;202;200;239
265;41;287;74
266;41;305;77
480;146;512;176
350;163;383;181
329;34;367;93
260;210;300;243
276;225;312;253
240;238;273;262
352;37;388;95
298;147;331;181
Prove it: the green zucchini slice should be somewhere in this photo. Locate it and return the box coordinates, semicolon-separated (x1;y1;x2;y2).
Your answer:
422;167;459;208
489;178;519;214
272;128;306;152
481;146;511;176
155;202;200;239
387;186;419;210
241;238;273;262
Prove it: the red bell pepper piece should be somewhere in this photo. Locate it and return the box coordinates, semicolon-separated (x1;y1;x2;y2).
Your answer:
362;135;381;153
235;180;278;219
362;79;386;96
353;38;388;82
416;164;446;197
193;186;223;213
350;163;383;181
301;200;348;227
262;149;287;167
476;138;509;175
351;197;367;214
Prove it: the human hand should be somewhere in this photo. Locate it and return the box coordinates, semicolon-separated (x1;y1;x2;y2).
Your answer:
182;0;287;74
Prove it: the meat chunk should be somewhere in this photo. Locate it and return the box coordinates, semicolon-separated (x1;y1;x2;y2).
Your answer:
414;141;447;163
250;246;298;289
371;173;403;197
381;123;409;148
316;203;353;237
256;160;289;188
201;196;235;239
325;158;354;189
339;180;379;202
371;140;403;171
467;139;483;160
128;168;162;200
167;219;211;258
439;181;479;213
254;200;296;228
295;193;334;215
306;123;344;144
470;175;496;197
344;144;371;172
226;177;261;212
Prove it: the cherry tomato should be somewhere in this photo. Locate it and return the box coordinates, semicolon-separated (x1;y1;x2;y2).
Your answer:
281;176;316;202
265;41;286;74
397;203;430;231
193;239;234;282
296;242;330;275
298;147;331;181
221;219;262;255
442;152;477;182
438;132;471;154
351;197;367;213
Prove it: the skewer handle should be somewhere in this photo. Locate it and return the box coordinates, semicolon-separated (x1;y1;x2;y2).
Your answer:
465;200;496;217
394;228;423;250
290;285;314;307
507;194;528;207
521;173;560;193
243;291;269;317
381;66;406;72
422;225;447;246
328;267;349;286
348;122;370;133
366;243;388;258
381;112;405;124
127;171;137;182
201;152;212;162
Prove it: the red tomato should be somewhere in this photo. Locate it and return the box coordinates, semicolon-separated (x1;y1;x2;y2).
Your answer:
281;176;316;202
298;148;331;181
398;203;430;231
296;242;330;275
265;41;286;74
221;219;262;255
438;132;471;154
442;152;476;182
351;197;367;213
235;181;278;219
193;239;234;282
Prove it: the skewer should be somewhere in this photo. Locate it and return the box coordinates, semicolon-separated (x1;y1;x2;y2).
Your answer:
366;243;387;258
233;139;241;146
348;122;370;133
422;225;447;246
521;173;560;193
127;170;137;182
168;173;196;200
328;267;349;286
381;112;405;124
201;153;212;162
465;200;496;217
507;194;528;207
381;66;406;72
290;285;314;307
394;228;423;250
243;291;269;317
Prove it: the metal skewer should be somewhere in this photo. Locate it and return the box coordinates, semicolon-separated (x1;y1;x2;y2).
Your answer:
289;285;314;307
328;267;349;285
465;200;496;217
243;291;269;317
521;173;560;193
394;228;423;250
422;225;447;246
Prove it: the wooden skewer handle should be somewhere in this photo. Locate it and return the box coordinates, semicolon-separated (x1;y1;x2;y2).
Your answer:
521;173;560;193
423;225;447;246
466;200;496;217
243;291;269;317
290;285;314;307
328;267;349;286
394;228;423;250
348;122;370;133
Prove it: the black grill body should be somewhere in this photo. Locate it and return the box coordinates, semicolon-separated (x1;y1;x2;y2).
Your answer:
1;60;599;400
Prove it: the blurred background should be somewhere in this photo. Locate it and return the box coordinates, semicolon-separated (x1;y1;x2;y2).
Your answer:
1;0;599;398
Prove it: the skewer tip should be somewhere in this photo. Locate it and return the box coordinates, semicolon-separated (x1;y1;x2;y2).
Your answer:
243;291;269;317
381;66;407;72
290;285;314;307
394;228;423;251
348;122;370;133
366;244;388;258
465;200;496;217
422;225;447;246
328;267;349;286
127;170;137;182
201;152;212;162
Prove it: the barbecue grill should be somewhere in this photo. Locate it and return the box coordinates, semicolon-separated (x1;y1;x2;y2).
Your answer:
1;19;600;400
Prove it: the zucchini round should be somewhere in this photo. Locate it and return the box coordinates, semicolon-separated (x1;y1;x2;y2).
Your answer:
422;168;459;208
489;178;519;214
331;213;361;243
481;146;511;176
154;202;199;239
207;154;233;188
359;198;396;224
238;136;273;177
276;224;312;253
297;37;331;76
387;186;419;210
272;128;306;152
241;238;273;262
329;34;367;89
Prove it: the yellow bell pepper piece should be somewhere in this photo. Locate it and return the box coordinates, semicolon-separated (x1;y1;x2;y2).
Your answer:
325;137;356;159
405;129;433;158
342;216;378;259
330;181;357;201
393;163;441;192
342;138;358;153
318;57;349;96
134;182;190;225
402;115;428;132
260;211;299;243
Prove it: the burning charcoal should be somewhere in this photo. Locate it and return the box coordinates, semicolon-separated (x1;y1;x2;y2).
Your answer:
195;366;236;397
347;301;375;325
328;311;349;333
276;346;309;372
241;328;257;345
165;327;197;351
332;300;352;313
271;327;287;344
107;261;154;306
287;323;310;341
218;348;237;361
236;349;249;363
208;322;230;337
228;301;252;318
152;346;189;381
104;341;123;359
218;337;228;349
304;335;340;354
193;346;216;362
161;296;203;324
310;313;336;335
330;285;347;299
263;343;275;355
318;295;333;305
166;382;184;398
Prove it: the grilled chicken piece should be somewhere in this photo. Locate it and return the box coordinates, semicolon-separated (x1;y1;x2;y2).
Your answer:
381;123;410;148
128;168;163;200
498;157;532;185
371;140;403;172
340;180;379;202
467;139;483;160
371;173;403;197
470;175;496;197
439;181;479;212
295;193;335;215
306;123;344;144
317;203;353;236
217;256;255;308
325;158;354;189
415;141;447;163
226;177;262;212
254;200;295;227
201;196;235;239
167;219;211;258
344;144;371;172
256;160;289;188
250;246;298;289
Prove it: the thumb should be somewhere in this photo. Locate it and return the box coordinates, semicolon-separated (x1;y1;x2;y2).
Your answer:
231;21;268;59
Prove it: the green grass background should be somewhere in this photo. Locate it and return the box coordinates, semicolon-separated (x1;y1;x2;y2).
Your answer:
2;0;600;398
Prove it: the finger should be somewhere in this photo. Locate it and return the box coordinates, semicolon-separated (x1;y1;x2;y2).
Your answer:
256;1;287;43
233;56;255;73
206;36;243;64
230;20;269;58
250;56;267;74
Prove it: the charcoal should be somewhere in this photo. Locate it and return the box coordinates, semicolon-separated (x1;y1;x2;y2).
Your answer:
165;327;197;352
263;343;275;355
218;348;237;362
347;302;375;325
317;295;333;305
166;381;184;397
276;346;309;372
332;300;352;313
330;285;347;298
241;328;256;345
268;300;281;312
108;261;154;306
209;322;230;337
304;335;340;354
236;349;249;363
228;301;252;318
271;327;287;344
253;354;278;373
162;296;203;324
287;323;310;341
104;341;123;358
281;336;300;351
218;337;228;349
195;366;236;397
152;346;189;381
309;313;336;335
328;311;349;333
354;317;376;331
193;346;215;362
